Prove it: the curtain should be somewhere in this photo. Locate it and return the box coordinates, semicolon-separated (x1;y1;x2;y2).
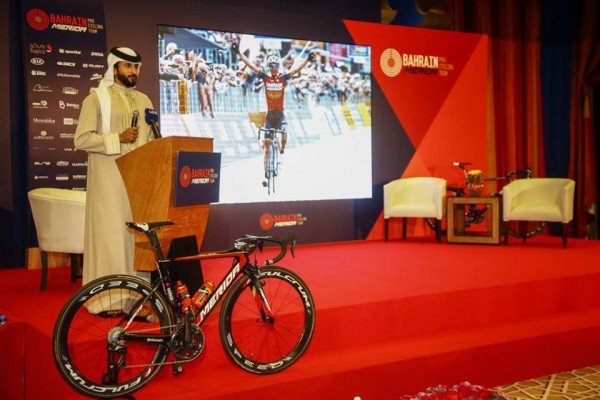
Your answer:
569;0;599;237
450;0;598;238
451;0;545;182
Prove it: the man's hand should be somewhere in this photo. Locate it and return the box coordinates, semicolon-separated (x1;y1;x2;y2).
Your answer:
231;42;239;54
308;50;318;61
120;127;139;143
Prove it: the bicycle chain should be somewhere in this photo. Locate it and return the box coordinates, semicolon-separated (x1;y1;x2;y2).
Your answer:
118;323;202;369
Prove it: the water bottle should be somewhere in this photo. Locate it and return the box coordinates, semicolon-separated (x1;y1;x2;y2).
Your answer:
175;280;192;314
191;281;215;309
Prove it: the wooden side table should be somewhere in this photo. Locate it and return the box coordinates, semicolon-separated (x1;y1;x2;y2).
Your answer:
447;196;502;244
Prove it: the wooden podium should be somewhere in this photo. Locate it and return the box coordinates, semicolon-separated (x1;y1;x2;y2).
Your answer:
116;136;214;271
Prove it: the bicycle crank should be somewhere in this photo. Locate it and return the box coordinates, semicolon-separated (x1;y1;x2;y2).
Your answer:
169;324;205;361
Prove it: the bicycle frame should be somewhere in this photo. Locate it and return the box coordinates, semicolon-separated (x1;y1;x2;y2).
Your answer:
170;251;270;325
124;222;292;330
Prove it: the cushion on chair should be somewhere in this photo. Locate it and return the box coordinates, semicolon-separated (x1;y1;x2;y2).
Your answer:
502;178;575;223
384;177;446;220
28;188;86;254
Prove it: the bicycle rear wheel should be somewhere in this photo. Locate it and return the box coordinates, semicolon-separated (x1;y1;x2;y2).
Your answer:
506;221;547;239
219;266;315;374
53;275;174;399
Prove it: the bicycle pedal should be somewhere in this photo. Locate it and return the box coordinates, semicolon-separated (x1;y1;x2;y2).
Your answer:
172;362;183;375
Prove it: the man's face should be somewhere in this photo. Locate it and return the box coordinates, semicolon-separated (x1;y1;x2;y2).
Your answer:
114;62;140;88
268;63;279;76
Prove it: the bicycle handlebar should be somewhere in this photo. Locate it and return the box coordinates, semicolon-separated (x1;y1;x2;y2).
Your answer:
257;127;285;140
234;232;296;265
450;162;532;182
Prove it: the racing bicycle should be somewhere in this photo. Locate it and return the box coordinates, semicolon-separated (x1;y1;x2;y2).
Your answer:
258;126;283;195
248;111;285;195
52;221;316;399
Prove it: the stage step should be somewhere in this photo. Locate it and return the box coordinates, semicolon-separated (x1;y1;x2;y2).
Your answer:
129;306;600;400
4;238;600;400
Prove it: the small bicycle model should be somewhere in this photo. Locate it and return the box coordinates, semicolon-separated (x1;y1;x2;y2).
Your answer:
428;162;546;238
52;221;315;399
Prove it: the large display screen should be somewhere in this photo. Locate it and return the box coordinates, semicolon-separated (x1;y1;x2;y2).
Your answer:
158;25;372;204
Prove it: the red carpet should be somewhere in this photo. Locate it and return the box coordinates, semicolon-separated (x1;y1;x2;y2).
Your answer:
2;236;600;399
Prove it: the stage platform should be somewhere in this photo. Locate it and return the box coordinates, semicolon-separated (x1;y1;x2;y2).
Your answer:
2;236;600;399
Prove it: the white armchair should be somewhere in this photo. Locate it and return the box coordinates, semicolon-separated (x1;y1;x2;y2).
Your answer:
28;188;86;290
502;178;575;247
383;177;446;242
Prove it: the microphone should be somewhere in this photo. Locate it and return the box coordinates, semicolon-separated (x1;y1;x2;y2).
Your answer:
144;108;162;139
131;110;139;127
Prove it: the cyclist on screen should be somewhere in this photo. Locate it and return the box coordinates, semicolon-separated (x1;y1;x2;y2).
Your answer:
232;42;317;168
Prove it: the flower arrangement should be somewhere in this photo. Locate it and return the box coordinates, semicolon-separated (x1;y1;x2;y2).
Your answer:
467;169;484;184
466;170;485;196
399;381;508;400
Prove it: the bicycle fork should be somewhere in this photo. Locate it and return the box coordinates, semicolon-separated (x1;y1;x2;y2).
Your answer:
247;269;275;323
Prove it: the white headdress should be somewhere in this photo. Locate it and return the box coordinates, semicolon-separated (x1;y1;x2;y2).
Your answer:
93;47;142;134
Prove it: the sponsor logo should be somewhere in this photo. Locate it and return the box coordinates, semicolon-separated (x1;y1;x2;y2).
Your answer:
59;133;75;139
83;63;104;69
72;174;87;180
26;9;50;31
56;161;70;167
57;73;81;79
34;175;49;180
50;13;88;33
57;61;76;67
260;213;307;230
179;166;218;188
33;83;52;92
91;73;103;81
63;118;78;125
72;161;88;167
32;117;55;124
33;161;51;166
59;100;80;110
62;86;78;95
55;174;70;181
91;51;104;57
26;8;103;34
31;70;46;76
30;43;53;55
30;57;45;65
380;48;448;77
33;130;54;140
58;48;81;55
32;100;48;109
197;263;240;323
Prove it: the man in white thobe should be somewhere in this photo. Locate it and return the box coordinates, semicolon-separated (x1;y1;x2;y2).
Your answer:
75;47;154;284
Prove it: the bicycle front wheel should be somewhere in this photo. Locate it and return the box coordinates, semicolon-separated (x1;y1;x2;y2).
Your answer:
267;145;278;195
53;275;174;399
219;266;316;374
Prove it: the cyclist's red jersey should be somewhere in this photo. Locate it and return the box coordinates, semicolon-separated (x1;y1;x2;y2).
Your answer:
259;71;291;110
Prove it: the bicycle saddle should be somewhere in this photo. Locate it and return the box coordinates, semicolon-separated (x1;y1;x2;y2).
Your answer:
126;221;175;232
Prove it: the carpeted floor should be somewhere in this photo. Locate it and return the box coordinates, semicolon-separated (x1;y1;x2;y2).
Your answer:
495;364;600;399
3;236;600;399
